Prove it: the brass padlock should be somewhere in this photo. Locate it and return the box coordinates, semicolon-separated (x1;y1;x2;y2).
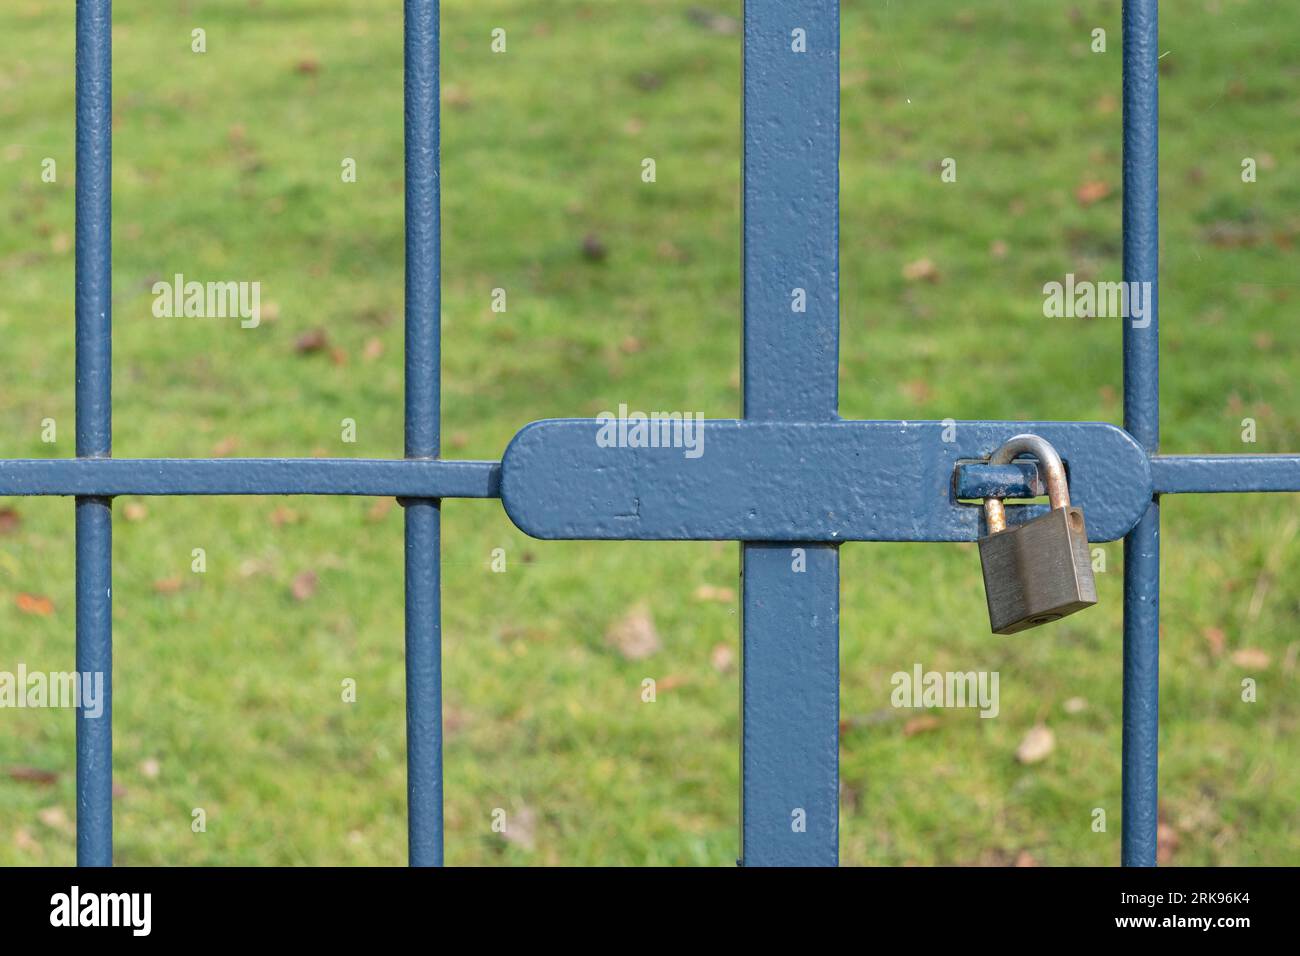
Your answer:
978;434;1097;634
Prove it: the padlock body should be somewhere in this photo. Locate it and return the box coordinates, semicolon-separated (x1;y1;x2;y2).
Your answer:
978;506;1097;634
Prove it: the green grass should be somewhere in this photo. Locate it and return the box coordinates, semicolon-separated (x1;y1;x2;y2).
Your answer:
0;0;1296;866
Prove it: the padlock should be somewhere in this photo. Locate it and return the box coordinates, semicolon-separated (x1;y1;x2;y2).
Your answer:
977;434;1097;634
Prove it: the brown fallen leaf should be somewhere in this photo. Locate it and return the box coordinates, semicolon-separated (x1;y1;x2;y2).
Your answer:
442;84;473;110
152;577;182;595
903;715;941;737
902;257;941;283
366;498;394;523
212;436;241;457
1157;821;1180;864
422;710;457;749
581;233;608;262
1016;724;1055;764
270;506;300;527
6;766;59;786
501;802;537;851
1202;221;1268;248
1202;626;1226;657
658;674;688;691
239;557;274;578
685;8;740;35
0;507;21;535
900;378;933;403
1014;850;1039;867
37;806;71;832
291;570;319;602
16;593;54;616
656;240;689;263
1075;180;1112;206
362;337;384;361
1231;648;1271;669
122;502;148;522
295;329;330;354
605;603;661;660
295;58;321;76
14;828;42;856
632;71;663;92
694;584;735;604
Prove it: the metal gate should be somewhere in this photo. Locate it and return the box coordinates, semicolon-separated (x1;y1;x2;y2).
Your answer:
4;0;1297;867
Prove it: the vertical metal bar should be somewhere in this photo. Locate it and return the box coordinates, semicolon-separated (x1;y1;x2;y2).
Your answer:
402;0;443;867
74;0;114;868
740;0;840;866
1121;0;1160;868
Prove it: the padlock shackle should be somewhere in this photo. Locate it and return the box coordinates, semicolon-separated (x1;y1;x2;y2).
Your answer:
982;434;1070;534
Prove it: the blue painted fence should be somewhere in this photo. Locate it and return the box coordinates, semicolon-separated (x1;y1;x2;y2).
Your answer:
5;0;1297;866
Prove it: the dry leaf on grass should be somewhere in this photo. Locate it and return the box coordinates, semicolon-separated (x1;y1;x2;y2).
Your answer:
270;506;300;527
1075;179;1112;206
1015;725;1056;764
581;233;608;262
1230;648;1271;669
212;436;241;457
501;803;537;852
16;593;54;616
37;806;71;832
606;603;660;660
1157;821;1180;864
7;766;58;786
903;715;941;737
694;584;735;603
14;828;42;856
291;570;319;602
295;329;330;354
902;257;941;283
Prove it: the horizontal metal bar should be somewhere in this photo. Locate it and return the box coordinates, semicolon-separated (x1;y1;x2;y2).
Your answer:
1151;455;1300;494
953;461;1044;500
0;459;500;498
501;419;1153;542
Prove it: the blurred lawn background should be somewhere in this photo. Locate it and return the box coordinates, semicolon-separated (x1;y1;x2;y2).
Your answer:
0;0;1296;865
